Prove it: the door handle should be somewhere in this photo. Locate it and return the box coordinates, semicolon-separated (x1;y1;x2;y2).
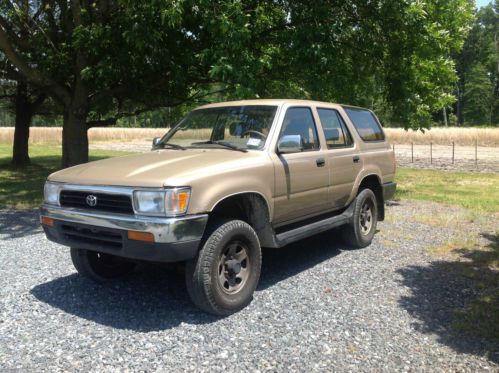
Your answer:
316;158;326;167
353;155;360;163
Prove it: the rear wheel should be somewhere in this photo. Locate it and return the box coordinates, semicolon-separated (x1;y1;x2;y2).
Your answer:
342;188;378;248
185;219;262;315
70;248;136;282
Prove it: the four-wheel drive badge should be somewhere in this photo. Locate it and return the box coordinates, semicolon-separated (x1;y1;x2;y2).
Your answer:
86;194;98;207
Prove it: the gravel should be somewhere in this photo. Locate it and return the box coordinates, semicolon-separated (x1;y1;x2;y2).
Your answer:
0;201;497;372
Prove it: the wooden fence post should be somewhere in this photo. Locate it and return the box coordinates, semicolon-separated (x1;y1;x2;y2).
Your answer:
411;142;414;163
452;142;455;164
430;142;433;164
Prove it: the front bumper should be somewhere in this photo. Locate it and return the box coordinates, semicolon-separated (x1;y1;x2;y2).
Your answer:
41;205;208;263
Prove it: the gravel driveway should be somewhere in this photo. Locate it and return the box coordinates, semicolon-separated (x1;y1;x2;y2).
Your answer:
0;202;497;371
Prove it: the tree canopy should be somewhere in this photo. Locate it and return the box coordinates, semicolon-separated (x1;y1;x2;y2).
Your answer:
0;0;480;166
455;1;498;125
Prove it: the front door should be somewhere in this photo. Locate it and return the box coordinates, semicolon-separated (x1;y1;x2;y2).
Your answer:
272;107;329;224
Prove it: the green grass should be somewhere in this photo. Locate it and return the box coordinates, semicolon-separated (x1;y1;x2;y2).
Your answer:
0;144;132;208
395;167;499;213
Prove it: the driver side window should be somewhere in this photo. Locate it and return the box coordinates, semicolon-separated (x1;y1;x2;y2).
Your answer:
279;107;319;151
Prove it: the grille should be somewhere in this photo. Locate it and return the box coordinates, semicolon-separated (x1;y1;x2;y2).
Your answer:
61;224;123;249
60;190;134;214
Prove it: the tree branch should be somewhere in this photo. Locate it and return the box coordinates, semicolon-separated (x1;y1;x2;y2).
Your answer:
86;87;232;129
0;24;71;105
31;92;47;110
0;93;16;100
87;107;155;128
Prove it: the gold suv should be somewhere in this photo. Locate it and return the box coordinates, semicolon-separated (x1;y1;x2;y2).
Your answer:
41;99;396;315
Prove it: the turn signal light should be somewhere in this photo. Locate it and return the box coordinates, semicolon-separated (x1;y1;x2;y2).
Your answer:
41;216;54;227
177;191;189;211
127;230;155;243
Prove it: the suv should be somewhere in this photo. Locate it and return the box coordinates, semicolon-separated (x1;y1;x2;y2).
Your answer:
41;99;396;315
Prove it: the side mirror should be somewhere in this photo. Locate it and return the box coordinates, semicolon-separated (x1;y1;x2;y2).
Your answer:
277;135;303;154
152;137;162;148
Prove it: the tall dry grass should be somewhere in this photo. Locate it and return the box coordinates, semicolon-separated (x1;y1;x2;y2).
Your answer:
0;127;169;145
0;126;498;146
384;127;499;146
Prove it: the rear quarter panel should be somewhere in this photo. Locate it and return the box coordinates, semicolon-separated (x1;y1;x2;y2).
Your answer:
337;107;396;204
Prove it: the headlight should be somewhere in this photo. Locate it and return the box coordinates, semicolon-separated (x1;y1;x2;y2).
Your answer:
133;188;191;216
43;181;62;205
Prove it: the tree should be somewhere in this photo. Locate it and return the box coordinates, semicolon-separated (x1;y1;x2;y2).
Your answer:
455;1;499;125
0;1;221;167
0;69;47;167
0;2;46;167
0;0;475;170
463;63;495;123
10;81;46;166
203;0;473;128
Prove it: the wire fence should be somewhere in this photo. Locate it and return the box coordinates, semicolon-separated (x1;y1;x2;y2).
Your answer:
392;142;498;172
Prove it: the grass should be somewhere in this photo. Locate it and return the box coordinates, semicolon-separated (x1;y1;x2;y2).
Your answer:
1;126;499;146
0;144;131;208
395;168;499;213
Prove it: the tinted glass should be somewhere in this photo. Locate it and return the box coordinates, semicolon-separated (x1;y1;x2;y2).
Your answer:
344;108;385;141
279;107;319;151
317;109;353;148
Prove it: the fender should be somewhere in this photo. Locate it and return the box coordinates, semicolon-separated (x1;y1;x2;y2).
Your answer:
347;165;383;204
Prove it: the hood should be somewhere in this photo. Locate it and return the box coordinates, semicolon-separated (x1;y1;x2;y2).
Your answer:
48;149;266;187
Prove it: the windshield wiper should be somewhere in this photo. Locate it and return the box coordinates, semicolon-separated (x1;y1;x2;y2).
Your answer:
156;142;187;150
192;140;248;153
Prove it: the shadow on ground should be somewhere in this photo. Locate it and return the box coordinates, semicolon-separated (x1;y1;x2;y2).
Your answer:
0;209;41;239
397;232;499;363
31;231;342;332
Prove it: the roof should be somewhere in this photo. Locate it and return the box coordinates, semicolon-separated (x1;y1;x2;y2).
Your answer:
195;99;349;110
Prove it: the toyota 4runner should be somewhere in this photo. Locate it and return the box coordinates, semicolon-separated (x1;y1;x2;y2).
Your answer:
41;99;396;315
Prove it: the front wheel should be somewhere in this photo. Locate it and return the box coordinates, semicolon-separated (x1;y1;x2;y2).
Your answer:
70;248;136;282
185;219;262;316
342;188;378;248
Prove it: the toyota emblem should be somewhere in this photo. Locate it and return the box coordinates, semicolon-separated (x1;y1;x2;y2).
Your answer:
86;194;98;207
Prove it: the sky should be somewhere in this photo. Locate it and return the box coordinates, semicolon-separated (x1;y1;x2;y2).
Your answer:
476;0;492;8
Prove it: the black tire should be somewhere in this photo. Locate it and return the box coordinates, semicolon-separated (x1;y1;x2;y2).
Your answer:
342;188;378;248
70;248;136;282
185;219;262;316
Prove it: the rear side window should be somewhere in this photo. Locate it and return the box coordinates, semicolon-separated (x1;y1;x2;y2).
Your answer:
344;108;385;142
317;108;353;148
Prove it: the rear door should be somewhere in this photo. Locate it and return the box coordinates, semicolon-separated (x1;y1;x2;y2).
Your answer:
316;107;361;208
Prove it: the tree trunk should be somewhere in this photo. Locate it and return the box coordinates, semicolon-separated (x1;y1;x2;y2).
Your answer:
62;102;89;168
12;81;32;167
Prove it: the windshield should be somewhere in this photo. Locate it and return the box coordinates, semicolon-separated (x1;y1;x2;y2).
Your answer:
160;105;278;151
